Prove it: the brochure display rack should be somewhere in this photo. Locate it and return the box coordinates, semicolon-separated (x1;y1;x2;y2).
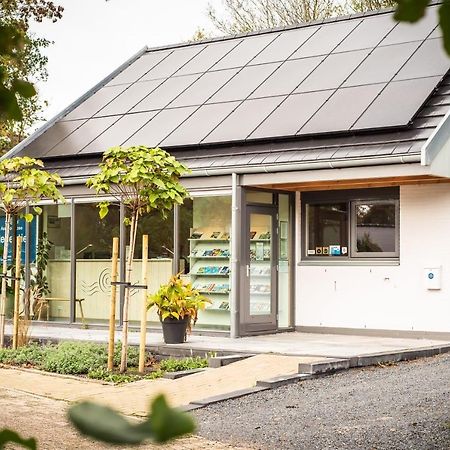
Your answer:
248;231;271;315
188;230;231;312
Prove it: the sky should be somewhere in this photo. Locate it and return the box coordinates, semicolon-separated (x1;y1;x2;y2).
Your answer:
29;0;223;124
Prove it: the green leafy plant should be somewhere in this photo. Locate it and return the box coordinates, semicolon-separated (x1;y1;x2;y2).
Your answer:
148;274;211;333
0;156;64;348
86;146;190;372
69;394;195;445
159;356;208;372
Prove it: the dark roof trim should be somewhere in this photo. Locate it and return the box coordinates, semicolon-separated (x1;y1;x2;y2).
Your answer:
2;46;149;161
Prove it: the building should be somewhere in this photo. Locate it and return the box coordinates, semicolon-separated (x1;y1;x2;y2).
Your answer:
5;3;450;339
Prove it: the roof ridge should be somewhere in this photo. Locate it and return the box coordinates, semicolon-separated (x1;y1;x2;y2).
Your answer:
144;1;442;53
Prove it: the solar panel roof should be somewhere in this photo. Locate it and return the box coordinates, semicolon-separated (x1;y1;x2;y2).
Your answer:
10;3;450;159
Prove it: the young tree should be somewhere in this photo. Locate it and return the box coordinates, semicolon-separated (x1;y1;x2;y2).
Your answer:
87;146;190;373
0;156;64;347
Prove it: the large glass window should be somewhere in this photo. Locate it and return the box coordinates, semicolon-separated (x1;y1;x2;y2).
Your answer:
303;188;399;260
179;195;232;330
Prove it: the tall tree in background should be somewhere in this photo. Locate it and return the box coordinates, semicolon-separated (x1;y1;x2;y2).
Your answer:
206;0;396;35
0;0;63;155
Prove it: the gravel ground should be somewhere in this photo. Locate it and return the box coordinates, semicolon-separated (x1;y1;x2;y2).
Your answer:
194;353;450;450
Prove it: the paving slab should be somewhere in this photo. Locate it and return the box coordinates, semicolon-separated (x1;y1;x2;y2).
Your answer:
0;354;324;417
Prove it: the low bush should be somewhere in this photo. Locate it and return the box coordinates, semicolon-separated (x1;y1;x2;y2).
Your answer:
159;356;208;372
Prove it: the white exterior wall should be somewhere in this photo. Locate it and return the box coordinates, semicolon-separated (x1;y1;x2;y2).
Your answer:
296;184;450;333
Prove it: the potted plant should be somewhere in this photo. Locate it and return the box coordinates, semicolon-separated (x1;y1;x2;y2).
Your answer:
148;274;211;344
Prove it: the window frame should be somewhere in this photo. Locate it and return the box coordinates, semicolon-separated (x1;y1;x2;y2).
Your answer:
350;199;399;258
302;187;400;262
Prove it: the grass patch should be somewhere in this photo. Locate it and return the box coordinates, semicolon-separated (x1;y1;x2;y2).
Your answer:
0;342;208;383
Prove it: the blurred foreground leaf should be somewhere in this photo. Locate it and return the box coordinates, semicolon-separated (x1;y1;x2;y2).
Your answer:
0;429;36;450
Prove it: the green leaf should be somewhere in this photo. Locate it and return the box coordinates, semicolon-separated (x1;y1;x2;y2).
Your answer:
394;0;430;23
11;79;37;99
0;429;37;450
439;1;450;55
33;206;42;215
68;402;151;445
99;204;109;219
23;213;33;223
149;395;195;443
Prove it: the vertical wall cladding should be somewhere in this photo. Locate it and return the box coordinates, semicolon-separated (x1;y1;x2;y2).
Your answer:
296;184;450;333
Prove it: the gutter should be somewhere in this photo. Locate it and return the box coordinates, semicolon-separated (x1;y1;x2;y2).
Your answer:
58;154;421;185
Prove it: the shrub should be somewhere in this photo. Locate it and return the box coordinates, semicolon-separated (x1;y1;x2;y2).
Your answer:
87;368;140;384
113;342;139;368
159;356;208;373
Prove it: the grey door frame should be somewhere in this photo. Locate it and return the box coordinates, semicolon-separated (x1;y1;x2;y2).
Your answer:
240;204;278;335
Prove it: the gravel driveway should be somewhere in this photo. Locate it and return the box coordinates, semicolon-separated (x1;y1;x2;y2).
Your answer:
194;353;450;450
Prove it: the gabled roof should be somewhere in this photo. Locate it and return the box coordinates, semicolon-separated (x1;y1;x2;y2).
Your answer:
6;2;450;178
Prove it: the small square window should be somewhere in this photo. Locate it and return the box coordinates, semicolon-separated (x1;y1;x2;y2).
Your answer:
352;201;398;257
306;203;348;257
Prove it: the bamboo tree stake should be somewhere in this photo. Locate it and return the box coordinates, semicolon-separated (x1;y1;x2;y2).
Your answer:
138;235;149;373
107;237;120;371
12;236;22;350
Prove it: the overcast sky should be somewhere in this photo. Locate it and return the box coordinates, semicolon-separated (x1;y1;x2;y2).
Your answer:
30;0;223;124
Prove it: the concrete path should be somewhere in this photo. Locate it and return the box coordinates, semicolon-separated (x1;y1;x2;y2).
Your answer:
0;354;322;416
6;323;450;358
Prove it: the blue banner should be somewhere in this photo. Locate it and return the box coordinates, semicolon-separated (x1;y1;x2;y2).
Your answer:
0;217;37;264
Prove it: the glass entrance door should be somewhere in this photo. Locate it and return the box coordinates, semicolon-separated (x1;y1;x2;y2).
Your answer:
242;205;277;334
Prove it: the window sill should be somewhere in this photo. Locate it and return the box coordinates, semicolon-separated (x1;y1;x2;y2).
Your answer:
298;259;400;267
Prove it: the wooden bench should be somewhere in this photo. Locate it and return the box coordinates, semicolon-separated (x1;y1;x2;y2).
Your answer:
35;297;85;322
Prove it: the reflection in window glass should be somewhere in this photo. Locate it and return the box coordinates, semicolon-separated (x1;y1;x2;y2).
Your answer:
355;202;396;253
75;203;120;324
307;203;348;256
36;204;71;322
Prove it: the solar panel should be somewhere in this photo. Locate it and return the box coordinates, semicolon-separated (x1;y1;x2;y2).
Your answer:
212;34;277;70
79;112;157;154
63;84;127;121
18;120;84;158
380;5;438;46
161;102;240;146
207;63;280;103
203;96;285;143
95;79;164;117
45;116;119;157
290;20;360;59
250;57;323;98
123;106;197;147
140;46;204;81
353;76;442;129
170;69;239;107
249;90;333;139
299;84;386;134
106;51;171;86
333;15;396;53
250;27;317;65
176;40;240;76
297;50;369;93
130;74;200;112
394;38;449;81
342;42;420;87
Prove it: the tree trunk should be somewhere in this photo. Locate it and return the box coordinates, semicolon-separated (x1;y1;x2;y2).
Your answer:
120;211;138;373
0;213;11;348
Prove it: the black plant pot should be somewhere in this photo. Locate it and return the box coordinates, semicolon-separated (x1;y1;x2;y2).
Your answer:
161;316;189;344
